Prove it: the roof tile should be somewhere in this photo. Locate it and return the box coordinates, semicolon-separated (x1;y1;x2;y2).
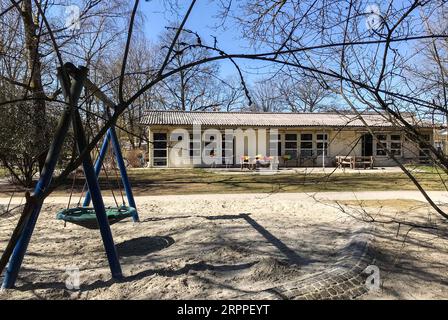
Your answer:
140;111;430;128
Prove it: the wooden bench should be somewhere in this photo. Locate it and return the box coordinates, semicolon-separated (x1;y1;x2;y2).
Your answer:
336;156;354;169
336;156;374;169
418;155;431;164
353;156;374;169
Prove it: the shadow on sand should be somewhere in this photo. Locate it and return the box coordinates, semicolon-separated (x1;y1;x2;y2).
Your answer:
116;236;174;257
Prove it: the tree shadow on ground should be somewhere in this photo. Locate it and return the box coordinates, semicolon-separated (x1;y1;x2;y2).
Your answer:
12;260;257;295
116;236;174;257
206;213;305;265
9;212;309;296
9;206;448;300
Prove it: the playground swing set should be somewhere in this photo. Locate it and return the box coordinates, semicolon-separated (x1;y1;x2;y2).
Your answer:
0;63;139;289
56;127;138;230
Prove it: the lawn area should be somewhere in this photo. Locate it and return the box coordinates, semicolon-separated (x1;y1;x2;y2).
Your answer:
0;167;7;178
120;168;448;196
0;167;447;196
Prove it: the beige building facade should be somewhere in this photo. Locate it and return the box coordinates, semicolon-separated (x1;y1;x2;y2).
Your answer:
141;111;436;168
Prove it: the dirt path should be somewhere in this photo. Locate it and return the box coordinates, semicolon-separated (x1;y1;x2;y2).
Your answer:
1;190;447;205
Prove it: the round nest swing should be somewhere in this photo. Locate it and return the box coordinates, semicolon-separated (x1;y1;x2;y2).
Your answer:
56;206;136;230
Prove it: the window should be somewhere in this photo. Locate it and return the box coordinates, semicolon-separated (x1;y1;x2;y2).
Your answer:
419;134;431;159
375;133;402;156
284;133;297;159
189;133;201;158
376;134;387;156
390;134;402;156
300;133;313;157
316;133;328;156
153;133;167;166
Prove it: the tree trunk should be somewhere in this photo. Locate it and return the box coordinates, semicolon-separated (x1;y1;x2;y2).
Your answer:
21;0;47;173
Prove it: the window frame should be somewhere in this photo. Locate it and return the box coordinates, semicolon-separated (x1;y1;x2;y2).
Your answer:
189;133;201;159
152;132;168;167
390;134;402;156
300;132;314;157
419;133;431;158
316;133;329;157
284;133;298;159
375;133;403;157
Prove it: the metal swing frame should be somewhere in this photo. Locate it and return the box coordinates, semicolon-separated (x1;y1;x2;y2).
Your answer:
1;63;139;289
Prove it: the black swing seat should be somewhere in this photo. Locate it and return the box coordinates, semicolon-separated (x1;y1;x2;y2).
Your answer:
56;206;136;229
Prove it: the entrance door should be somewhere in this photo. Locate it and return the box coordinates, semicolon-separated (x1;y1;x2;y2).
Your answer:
361;134;373;156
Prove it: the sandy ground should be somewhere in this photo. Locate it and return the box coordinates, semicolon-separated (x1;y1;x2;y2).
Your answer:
0;191;447;299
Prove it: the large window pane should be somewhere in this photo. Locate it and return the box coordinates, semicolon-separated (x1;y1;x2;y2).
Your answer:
317;142;328;149
153;133;167;140
317;134;328;140
153;159;167;166
153;149;167;157
301;150;313;157
301;142;313;149
285;150;298;159
375;133;402;157
285;133;298;159
153;132;168;166
153;141;167;149
285;141;297;149
301;134;313;141
300;133;313;157
376;134;387;156
316;132;328;156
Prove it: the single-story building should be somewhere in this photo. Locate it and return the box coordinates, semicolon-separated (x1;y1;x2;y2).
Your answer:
140;110;438;168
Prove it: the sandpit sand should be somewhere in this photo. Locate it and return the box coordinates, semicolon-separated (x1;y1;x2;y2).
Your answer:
0;191;447;299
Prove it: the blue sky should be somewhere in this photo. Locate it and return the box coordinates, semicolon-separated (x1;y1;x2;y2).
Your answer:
141;0;272;82
138;0;434;109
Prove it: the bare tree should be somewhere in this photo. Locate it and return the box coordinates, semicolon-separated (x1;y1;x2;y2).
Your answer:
278;75;334;112
0;0;132;185
248;78;284;112
2;0;448;284
156;27;222;111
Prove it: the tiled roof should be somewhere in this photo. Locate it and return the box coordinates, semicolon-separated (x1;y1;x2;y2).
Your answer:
140;111;431;128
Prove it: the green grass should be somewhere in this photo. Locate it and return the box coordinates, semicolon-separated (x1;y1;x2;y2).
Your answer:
120;168;448;196
0;167;7;178
405;164;447;174
1;167;447;197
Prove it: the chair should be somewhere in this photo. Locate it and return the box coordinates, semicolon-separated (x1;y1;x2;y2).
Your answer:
241;155;251;170
255;155;271;169
353;156;374;169
336;156;354;169
282;154;297;167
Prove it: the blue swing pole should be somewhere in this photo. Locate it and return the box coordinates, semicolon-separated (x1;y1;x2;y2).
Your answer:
82;131;111;207
2;64;84;289
109;127;140;222
72;107;123;279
